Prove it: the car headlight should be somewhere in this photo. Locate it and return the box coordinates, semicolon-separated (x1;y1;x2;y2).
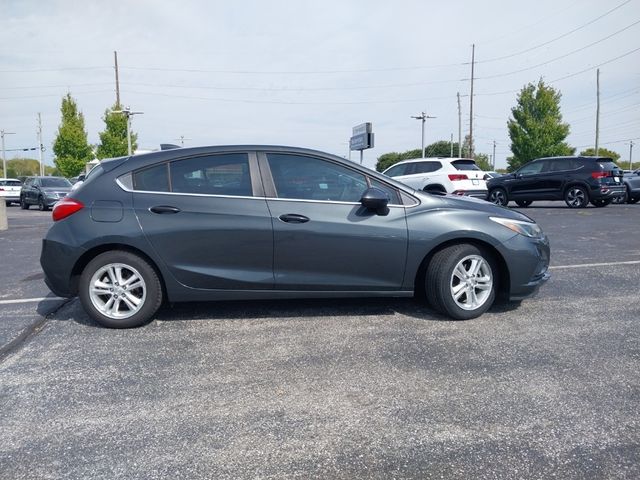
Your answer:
489;216;544;238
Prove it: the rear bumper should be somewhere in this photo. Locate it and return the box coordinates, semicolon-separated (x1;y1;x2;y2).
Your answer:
41;239;85;297
451;189;488;200
1;195;20;202
591;184;625;199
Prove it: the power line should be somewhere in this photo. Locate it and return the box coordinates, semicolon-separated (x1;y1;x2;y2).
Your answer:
470;20;640;81
0;90;114;101
1;82;113;90
0;66;109;73
473;0;633;64
551;46;640;82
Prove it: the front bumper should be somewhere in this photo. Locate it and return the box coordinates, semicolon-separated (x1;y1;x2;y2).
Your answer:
498;232;551;301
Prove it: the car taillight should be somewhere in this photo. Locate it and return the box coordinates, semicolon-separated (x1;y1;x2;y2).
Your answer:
52;197;84;221
448;174;469;181
591;171;609;179
0;188;4;191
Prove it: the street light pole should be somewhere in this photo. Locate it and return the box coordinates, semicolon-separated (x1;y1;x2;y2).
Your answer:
1;130;16;177
112;107;144;156
411;111;436;158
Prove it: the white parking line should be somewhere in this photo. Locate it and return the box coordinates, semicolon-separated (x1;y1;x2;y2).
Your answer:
550;260;640;270
0;297;64;305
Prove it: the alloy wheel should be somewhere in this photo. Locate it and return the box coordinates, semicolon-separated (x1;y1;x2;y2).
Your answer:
89;263;147;320
449;255;493;311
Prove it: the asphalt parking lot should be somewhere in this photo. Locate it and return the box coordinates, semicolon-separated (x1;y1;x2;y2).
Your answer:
1;203;639;479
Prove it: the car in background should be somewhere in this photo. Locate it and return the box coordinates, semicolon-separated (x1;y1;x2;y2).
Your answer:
41;145;549;328
20;176;72;211
487;156;625;208
613;169;640;204
382;157;488;199
0;178;23;206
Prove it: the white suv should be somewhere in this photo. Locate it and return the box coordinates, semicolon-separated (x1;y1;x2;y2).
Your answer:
382;157;488;199
0;178;22;206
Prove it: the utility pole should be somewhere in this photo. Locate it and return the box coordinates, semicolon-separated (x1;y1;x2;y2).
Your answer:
1;130;16;177
469;44;476;159
411;111;436;158
113;107;144;156
450;133;454;157
629;140;634;170
457;92;462;157
114;51;121;107
595;68;600;156
37;113;44;176
174;135;191;146
492;140;496;169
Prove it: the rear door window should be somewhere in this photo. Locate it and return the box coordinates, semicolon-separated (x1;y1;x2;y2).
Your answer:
411;161;442;174
133;163;170;192
170;153;252;196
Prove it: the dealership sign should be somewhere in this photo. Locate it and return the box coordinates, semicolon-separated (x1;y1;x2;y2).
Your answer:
350;122;374;151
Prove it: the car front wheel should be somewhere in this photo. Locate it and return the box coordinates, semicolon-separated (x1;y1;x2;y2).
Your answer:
425;244;496;320
564;186;589;208
515;200;533;207
38;196;48;211
79;251;163;328
488;188;508;206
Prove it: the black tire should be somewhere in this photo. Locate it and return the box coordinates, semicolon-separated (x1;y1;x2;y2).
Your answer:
79;250;163;328
591;198;612;208
5;201;11;207
564;186;589;208
488;188;508;206
38;196;49;211
20;197;29;210
424;243;497;320
515;200;533;207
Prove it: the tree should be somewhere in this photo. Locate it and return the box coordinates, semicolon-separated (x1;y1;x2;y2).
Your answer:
96;104;137;159
507;79;574;171
579;147;620;162
474;153;492;171
52;93;93;177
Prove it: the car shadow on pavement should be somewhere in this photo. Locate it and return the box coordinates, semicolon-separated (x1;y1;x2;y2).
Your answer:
52;296;522;328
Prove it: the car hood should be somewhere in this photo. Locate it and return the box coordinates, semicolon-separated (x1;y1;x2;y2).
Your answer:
417;191;535;223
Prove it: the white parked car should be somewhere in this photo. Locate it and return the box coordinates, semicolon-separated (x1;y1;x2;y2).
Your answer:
382;158;488;199
0;178;23;206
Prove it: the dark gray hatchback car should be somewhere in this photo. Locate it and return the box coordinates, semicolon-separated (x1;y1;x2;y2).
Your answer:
41;146;550;328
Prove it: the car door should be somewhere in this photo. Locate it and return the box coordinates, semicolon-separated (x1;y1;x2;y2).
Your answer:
510;160;546;198
543;158;575;197
28;178;40;204
131;151;274;290
260;152;408;291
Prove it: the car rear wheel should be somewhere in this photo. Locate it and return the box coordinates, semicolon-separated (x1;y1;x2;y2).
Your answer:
564;186;589;208
628;195;640;204
20;197;29;209
488;188;508;206
79;251;163;328
515;200;533;207
425;244;496;320
611;187;627;204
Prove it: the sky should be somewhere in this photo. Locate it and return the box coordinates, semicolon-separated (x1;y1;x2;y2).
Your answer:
1;0;639;171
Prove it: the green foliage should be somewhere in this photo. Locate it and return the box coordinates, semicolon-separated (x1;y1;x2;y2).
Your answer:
507;79;574;172
579;147;620;161
4;158;42;177
53;93;93;177
474;153;492;171
96;104;137;159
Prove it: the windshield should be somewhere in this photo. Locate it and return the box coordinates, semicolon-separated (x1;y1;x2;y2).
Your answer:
41;177;71;188
452;160;481;171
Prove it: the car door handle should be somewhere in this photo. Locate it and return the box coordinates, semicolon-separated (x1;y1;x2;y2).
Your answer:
279;213;310;223
149;205;181;214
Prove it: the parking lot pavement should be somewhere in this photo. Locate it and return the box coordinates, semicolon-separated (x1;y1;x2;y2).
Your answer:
1;204;639;479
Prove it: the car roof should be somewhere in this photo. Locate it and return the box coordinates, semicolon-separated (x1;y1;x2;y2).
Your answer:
532;156;614;162
388;157;475;166
0;178;21;181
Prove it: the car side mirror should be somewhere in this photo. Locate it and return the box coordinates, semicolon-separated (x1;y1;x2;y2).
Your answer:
360;187;390;215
